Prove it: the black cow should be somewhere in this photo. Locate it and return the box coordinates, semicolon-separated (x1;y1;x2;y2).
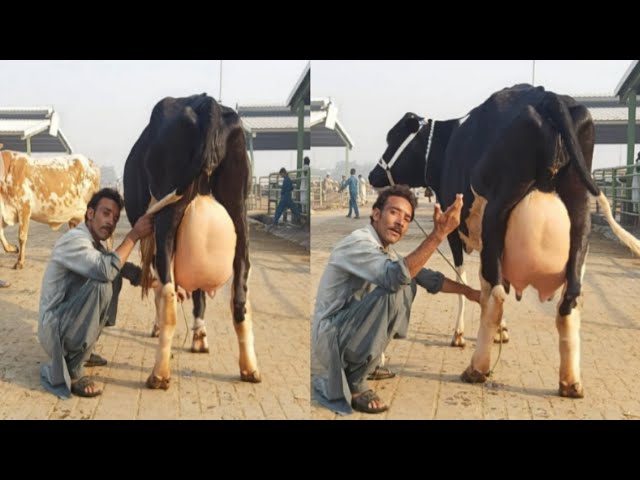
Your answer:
369;84;640;397
124;93;260;390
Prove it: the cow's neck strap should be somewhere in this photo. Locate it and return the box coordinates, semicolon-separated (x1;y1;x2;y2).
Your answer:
376;118;436;187
423;119;436;185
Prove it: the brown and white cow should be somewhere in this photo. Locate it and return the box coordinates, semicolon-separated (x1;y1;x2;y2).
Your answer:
0;145;101;269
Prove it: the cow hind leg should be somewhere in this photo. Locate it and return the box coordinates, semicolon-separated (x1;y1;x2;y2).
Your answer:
0;225;18;254
556;302;583;398
232;286;260;383
461;276;506;383
451;265;467;347
493;319;510;344
147;282;177;389
13;205;31;269
448;234;466;347
150;283;161;337
191;289;209;353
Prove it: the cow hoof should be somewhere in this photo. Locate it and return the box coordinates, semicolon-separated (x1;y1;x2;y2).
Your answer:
461;365;488;383
150;324;160;338
191;345;210;353
559;382;584;398
450;332;466;348
191;329;209;353
240;370;262;383
146;374;171;390
493;327;509;343
12;262;23;270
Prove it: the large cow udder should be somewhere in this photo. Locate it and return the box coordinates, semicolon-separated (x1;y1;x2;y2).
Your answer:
174;195;236;295
502;190;570;302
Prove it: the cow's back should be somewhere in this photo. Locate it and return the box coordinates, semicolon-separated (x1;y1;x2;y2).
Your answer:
28;154;100;225
1;151;100;226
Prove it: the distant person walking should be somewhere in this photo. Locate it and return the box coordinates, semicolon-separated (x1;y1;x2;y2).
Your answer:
273;167;301;228
340;168;360;219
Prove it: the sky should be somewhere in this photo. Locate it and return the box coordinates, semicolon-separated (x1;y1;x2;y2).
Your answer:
0;60;309;178
312;60;635;173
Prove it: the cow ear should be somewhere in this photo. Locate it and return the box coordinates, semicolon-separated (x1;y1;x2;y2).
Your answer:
405;117;421;134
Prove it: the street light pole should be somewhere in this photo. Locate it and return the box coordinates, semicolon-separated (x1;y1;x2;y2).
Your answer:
219;60;223;102
532;60;536;86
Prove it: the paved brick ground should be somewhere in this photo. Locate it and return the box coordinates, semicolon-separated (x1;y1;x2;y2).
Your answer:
311;203;640;420
0;219;309;420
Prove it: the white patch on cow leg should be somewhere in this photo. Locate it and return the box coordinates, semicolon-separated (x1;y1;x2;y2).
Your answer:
556;305;583;398
451;266;467;347
0;226;18;253
461;276;505;383
232;291;261;383
147;283;177;390
150;283;161;337
493;317;510;343
191;317;209;353
14;205;31;269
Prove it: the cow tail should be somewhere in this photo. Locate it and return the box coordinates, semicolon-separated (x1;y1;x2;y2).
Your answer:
542;92;600;196
139;190;184;298
595;192;640;256
139;235;155;298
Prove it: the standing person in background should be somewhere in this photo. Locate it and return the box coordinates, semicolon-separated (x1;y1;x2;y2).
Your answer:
358;174;368;206
272;167;301;228
632;151;640;214
340;168;359;219
300;157;310;215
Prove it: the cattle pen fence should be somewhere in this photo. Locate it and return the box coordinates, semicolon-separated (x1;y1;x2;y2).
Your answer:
592;166;640;233
246;171;310;226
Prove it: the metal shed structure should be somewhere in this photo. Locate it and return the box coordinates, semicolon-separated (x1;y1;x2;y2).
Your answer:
614;60;640;165
310;97;354;174
0;106;73;154
573;95;640;144
238;62;310;170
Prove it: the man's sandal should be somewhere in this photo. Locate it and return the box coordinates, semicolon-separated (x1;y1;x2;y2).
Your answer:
71;377;102;397
351;390;388;414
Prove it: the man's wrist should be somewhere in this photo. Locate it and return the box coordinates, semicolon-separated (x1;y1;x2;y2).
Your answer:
127;231;139;243
430;230;447;243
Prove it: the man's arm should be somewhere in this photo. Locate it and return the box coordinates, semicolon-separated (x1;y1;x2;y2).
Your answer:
404;193;463;278
440;278;481;303
114;213;154;265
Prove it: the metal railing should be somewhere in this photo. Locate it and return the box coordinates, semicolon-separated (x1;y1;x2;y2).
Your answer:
592;166;640;229
263;168;309;225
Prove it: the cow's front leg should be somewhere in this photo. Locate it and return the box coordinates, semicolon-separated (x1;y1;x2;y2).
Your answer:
191;289;209;353
147;209;177;390
14;204;31;269
0;225;18;254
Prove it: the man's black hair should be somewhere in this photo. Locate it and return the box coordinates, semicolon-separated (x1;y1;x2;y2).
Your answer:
370;184;418;224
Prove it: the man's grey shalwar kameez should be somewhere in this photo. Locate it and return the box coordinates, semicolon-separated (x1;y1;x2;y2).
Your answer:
38;223;123;399
312;224;444;414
